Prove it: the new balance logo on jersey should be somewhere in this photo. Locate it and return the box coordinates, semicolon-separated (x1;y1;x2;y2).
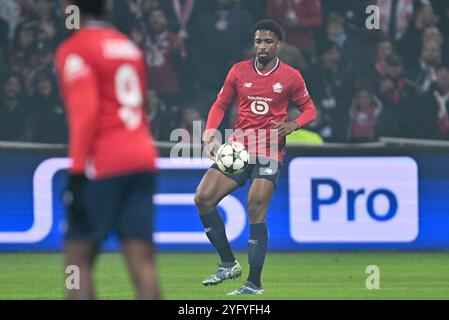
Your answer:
272;82;284;93
244;82;253;88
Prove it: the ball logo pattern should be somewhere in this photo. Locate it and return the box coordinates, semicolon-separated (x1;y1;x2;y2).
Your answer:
216;142;250;176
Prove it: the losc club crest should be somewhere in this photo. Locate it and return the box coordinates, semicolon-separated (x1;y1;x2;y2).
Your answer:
273;82;284;93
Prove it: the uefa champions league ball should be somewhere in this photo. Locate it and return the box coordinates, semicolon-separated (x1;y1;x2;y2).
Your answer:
216;141;250;176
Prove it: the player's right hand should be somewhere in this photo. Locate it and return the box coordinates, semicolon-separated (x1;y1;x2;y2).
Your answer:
203;137;221;161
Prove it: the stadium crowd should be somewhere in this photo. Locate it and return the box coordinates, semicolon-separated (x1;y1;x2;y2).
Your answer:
0;0;449;144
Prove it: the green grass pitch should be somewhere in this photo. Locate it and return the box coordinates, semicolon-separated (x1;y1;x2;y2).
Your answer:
1;252;449;299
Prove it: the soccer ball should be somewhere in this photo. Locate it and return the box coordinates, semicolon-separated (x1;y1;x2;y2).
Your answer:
216;141;250;176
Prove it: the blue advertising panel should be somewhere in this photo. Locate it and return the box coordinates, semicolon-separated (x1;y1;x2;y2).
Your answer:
0;152;449;251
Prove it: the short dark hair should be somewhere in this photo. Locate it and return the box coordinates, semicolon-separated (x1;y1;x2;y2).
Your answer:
72;0;106;17
253;19;284;41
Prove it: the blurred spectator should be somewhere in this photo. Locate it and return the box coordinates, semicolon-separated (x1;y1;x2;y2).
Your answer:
430;0;449;35
346;87;398;142
408;39;441;93
25;0;64;48
373;39;394;79
2;0;448;144
398;1;438;65
111;0;160;35
305;40;356;141
9;21;38;91
318;13;352;61
421;64;449;140
162;1;206;101
347;27;385;78
0;72;30;141
37;42;55;72
377;54;420;138
237;0;267;22
321;0;368;30
163;0;203;40
423;26;443;46
0;0;25;40
114;0;202;37
377;0;414;41
353;37;394;86
140;0;162;15
146;7;187;108
110;0;137;34
326;14;347;47
28;43;56;92
146;89;179;141
279;42;308;71
129;21;147;47
179;102;204;139
29;71;66;143
422;26;449;64
190;0;254;105
266;0;322;59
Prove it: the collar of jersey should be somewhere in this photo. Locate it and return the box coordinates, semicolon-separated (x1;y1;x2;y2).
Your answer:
253;58;280;76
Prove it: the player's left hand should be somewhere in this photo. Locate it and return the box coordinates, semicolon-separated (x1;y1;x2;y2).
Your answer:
271;120;299;137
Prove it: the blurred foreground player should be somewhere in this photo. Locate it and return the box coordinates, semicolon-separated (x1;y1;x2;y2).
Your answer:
195;20;317;295
56;0;160;299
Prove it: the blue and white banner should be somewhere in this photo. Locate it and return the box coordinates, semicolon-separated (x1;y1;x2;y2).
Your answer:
0;152;449;251
289;157;418;243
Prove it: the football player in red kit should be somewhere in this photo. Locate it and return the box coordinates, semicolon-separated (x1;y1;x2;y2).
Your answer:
56;0;160;300
195;20;317;295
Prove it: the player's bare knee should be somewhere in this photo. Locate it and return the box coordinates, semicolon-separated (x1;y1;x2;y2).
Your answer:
247;197;265;212
247;199;267;223
193;192;206;209
194;192;216;214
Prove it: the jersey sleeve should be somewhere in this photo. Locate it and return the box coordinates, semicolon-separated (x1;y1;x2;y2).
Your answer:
56;48;100;175
296;0;323;28
290;70;317;128
204;65;238;138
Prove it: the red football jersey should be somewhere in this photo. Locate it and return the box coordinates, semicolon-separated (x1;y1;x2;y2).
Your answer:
205;58;317;162
56;23;158;179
